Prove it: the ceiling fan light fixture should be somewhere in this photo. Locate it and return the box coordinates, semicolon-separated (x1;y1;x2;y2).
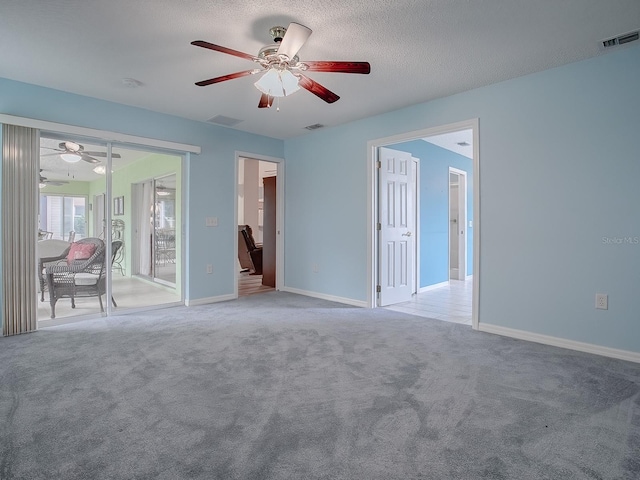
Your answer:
60;153;81;163
93;165;106;175
63;141;81;152
254;68;300;97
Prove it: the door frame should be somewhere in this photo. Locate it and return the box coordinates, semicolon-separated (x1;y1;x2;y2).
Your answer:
367;118;480;330
234;151;285;297
448;167;467;281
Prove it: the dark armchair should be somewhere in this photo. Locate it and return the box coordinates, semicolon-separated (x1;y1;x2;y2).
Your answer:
238;225;262;274
45;237;108;319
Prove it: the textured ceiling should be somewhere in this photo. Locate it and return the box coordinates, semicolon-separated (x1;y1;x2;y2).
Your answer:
1;0;638;139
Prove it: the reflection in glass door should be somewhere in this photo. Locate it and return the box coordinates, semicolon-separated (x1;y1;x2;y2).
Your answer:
153;174;177;286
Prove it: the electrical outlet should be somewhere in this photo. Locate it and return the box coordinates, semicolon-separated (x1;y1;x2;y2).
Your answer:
595;293;608;310
206;264;213;274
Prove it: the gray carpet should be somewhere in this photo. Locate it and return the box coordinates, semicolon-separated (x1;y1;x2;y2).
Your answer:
1;291;639;480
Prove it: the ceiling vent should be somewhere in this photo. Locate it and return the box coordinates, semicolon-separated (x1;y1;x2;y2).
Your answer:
207;115;243;127
456;141;470;147
305;123;324;130
602;30;639;49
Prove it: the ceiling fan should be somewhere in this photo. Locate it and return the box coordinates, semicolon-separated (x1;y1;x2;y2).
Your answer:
191;22;370;107
41;141;121;164
39;170;68;187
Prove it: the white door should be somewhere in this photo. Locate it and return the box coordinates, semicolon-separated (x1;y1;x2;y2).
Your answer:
379;147;414;306
94;194;105;238
449;168;467;281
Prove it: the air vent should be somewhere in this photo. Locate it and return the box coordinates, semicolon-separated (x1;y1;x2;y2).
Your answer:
305;123;324;130
456;141;470;147
207;115;243;127
602;30;639;49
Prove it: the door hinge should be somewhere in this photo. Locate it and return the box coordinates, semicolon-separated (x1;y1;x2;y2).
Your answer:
376;285;381;293
376;160;381;169
377;222;381;231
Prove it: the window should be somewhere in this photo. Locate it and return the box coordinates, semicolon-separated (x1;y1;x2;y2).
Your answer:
39;194;88;240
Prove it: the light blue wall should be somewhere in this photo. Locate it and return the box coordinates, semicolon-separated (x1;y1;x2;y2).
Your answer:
392;140;473;287
284;44;640;353
2;43;639;354
0;78;284;302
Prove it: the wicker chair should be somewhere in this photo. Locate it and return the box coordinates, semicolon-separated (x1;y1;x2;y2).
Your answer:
45;237;107;319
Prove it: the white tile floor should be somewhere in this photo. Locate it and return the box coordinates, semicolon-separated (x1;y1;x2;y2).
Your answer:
38;274;181;323
384;279;473;325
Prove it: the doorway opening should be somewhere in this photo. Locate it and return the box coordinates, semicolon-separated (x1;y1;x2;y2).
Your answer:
368;119;480;329
235;153;284;297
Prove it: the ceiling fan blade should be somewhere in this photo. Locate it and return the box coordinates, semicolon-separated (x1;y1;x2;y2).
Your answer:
297;74;340;103
258;93;274;108
191;40;261;63
195;69;258;87
84;151;122;159
81;154;100;164
40;152;63;157
302;61;371;74
277;23;312;60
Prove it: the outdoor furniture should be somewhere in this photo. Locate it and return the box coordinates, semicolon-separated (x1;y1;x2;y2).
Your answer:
38;239;72;302
45;238;107;318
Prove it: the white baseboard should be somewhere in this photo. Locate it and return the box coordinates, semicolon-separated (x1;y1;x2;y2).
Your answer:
478;323;640;364
280;287;367;308
185;293;236;307
418;281;449;293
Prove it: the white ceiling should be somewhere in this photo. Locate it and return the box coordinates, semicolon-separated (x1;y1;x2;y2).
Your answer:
1;1;639;140
423;130;473;159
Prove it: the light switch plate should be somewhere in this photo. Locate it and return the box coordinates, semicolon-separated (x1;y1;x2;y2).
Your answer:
205;217;218;227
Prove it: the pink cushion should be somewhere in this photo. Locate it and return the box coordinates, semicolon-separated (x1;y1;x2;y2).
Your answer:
67;242;97;264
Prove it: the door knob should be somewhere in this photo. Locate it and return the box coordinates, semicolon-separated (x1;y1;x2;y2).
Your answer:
402;231;412;237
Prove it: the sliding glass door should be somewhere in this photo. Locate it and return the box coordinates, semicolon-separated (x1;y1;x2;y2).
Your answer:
38;135;106;321
37;134;183;323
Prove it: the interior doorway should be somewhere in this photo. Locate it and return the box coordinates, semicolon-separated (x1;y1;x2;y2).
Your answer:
368;119;480;329
236;153;284;297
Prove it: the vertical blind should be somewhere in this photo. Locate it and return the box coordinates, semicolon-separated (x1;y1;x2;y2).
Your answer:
2;124;38;336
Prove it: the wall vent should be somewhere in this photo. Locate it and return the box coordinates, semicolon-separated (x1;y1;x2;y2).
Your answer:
602;30;639;49
305;123;324;130
207;115;243;127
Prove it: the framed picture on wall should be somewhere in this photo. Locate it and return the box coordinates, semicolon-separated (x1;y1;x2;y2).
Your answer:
114;196;124;216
